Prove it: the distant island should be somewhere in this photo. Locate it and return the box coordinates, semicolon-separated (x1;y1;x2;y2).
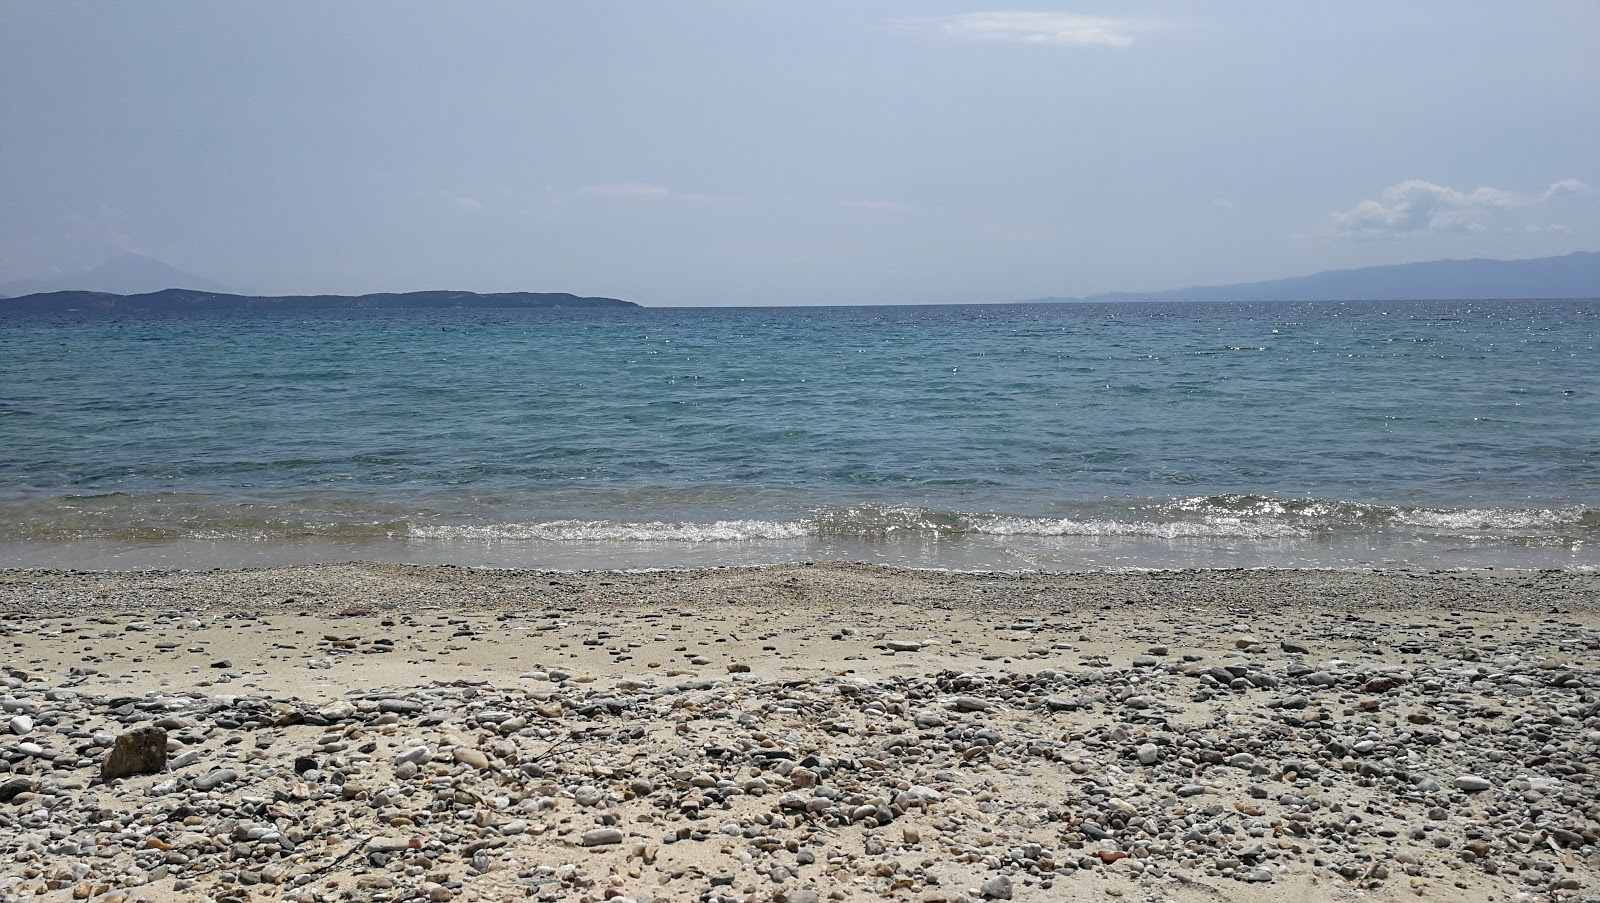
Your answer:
0;253;232;297
1023;251;1600;304
0;288;639;313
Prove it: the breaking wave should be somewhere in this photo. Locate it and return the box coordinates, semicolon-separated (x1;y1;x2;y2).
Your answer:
0;493;1592;546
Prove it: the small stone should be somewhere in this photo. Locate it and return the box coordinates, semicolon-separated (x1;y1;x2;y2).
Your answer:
979;874;1013;900
453;747;489;769
317;700;356;720
1454;774;1492;792
394;745;431;766
194;768;239;791
581;827;624;847
7;714;32;736
1136;743;1159;765
377;698;421;714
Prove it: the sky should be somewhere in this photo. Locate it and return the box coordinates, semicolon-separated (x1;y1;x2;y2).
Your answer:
1;2;1597;306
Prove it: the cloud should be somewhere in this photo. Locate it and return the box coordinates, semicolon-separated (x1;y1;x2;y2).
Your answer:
1543;178;1586;199
900;12;1156;48
1329;178;1588;238
580;182;734;203
836;199;913;213
439;191;484;212
582;182;672;200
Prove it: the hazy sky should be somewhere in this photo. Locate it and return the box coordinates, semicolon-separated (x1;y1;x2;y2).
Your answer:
2;2;1597;305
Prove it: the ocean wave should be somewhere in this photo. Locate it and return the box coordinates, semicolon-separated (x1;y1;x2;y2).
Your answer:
0;494;1592;545
967;516;1305;540
411;519;812;543
405;498;1597;543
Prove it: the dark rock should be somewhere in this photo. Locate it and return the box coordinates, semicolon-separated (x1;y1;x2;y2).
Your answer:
101;726;168;781
0;777;35;803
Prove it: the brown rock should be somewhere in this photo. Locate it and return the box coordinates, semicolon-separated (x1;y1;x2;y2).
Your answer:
101;726;168;781
0;777;35;803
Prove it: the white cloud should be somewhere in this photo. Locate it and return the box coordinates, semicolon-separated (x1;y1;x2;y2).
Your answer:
1329;178;1588;238
439;190;484;212
1543;178;1586;199
901;12;1155;48
580;182;734;203
582;182;674;200
836;199;913;213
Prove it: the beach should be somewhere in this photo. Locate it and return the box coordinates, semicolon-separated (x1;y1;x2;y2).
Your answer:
7;4;1598;902
1;562;1597;903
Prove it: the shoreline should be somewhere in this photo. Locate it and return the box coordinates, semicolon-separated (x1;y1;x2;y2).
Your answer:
2;563;1597;902
3;530;1596;573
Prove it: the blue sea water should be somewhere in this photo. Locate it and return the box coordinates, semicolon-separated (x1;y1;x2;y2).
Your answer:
1;299;1596;570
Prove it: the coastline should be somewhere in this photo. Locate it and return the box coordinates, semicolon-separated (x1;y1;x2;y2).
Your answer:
2;562;1597;902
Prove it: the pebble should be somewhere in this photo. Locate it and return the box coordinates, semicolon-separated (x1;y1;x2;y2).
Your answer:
979;874;1014;899
0;566;1594;903
581;827;624;847
193;768;238;791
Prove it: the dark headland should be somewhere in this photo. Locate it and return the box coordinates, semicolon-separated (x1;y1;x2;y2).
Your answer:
1023;250;1600;304
0;288;639;313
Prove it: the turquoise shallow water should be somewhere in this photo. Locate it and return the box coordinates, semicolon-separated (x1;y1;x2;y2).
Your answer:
1;299;1596;570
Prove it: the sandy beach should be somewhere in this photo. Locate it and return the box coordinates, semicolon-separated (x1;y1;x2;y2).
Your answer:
1;563;1597;903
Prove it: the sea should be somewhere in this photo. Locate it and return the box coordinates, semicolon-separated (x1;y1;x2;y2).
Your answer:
1;299;1596;571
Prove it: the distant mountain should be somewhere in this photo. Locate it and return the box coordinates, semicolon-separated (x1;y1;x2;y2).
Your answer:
0;288;639;313
0;253;230;296
1025;251;1600;304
